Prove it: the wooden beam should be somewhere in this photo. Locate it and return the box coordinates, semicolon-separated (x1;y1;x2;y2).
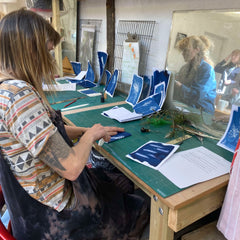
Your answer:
52;0;63;77
106;0;115;73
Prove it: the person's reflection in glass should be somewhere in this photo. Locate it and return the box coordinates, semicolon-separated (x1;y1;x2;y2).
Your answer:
214;50;240;108
215;49;240;93
221;67;240;108
174;35;216;114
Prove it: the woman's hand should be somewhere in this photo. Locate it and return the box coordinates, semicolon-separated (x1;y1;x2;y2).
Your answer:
84;124;125;143
224;79;232;85
103;126;124;137
232;88;239;96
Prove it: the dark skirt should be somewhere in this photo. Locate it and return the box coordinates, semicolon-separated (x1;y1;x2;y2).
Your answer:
0;110;149;240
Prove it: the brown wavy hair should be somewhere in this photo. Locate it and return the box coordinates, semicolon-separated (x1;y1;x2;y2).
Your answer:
0;8;61;107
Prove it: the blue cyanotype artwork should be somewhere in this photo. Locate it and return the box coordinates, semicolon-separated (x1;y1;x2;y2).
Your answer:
133;94;161;116
154;82;165;95
126;141;179;170
97;51;108;86
149;69;170;97
70;61;81;75
153;69;170;93
80;89;97;95
105;70;111;87
78;80;96;88
105;69;119;97
85;61;95;83
139;75;151;101
66;61;96;88
154;82;166;107
126;74;143;107
108;131;131;143
149;75;155;96
217;105;240;152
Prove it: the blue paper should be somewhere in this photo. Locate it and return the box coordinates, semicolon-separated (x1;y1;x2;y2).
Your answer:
97;51;108;86
149;70;170;96
217;105;240;152
126;141;179;169
70;61;81;75
108;131;131;143
153;70;170;93
105;70;111;87
105;69;119;97
133;95;161;116
139;75;151;101
81;89;97;94
79;80;96;88
85;61;95;83
126;74;143;107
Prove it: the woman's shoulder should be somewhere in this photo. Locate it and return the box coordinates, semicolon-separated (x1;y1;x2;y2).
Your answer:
200;60;214;70
1;79;34;94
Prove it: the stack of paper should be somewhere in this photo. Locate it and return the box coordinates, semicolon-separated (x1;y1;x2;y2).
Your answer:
101;106;142;122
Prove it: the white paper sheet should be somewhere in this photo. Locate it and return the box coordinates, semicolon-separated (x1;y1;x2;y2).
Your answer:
102;106;142;122
72;71;87;81
43;83;76;91
159;146;231;188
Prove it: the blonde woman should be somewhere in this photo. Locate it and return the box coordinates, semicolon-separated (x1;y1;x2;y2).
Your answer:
174;35;216;114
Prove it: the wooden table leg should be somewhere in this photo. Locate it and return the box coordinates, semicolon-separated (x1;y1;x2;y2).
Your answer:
149;194;174;240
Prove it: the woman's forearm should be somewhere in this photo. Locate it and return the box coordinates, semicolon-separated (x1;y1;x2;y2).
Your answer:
65;125;89;140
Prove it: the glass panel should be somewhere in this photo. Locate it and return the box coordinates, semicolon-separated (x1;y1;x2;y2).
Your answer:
61;0;77;61
165;10;240;137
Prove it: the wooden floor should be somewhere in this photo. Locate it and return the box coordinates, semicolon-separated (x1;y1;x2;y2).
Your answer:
140;220;227;240
181;221;226;240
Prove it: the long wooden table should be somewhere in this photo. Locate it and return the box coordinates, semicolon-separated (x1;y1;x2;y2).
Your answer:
94;143;229;240
50;89;232;240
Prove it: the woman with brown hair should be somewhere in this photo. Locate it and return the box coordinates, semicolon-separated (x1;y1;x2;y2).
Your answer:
0;9;149;240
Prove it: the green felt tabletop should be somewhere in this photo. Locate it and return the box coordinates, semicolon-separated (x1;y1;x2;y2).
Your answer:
46;85;126;111
65;103;233;198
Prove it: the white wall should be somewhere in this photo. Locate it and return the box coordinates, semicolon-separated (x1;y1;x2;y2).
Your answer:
79;0;240;76
0;0;25;13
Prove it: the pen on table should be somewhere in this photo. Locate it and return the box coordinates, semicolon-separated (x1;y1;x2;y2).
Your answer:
50;96;86;105
64;99;77;108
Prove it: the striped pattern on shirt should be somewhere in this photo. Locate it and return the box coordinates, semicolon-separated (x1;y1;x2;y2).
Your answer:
0;80;72;211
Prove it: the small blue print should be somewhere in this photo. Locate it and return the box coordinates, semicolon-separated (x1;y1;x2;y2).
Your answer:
128;142;175;167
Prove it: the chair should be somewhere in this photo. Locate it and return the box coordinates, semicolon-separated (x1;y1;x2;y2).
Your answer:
0;186;15;240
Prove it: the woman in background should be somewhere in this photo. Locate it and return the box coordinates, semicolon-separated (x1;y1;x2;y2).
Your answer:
215;50;240;107
0;9;149;240
215;49;240;92
174;35;216;114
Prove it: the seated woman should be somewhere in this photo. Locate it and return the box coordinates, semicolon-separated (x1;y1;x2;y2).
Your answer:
220;57;240;107
215;49;240;93
174;35;216;114
0;9;149;240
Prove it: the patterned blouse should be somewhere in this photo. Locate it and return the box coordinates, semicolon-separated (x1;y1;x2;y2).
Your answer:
0;80;72;211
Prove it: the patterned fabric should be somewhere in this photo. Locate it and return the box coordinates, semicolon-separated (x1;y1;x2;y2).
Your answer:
0;108;149;240
217;138;240;239
0;80;71;211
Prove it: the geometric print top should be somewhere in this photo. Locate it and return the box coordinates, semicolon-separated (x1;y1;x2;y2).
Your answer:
0;80;72;211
